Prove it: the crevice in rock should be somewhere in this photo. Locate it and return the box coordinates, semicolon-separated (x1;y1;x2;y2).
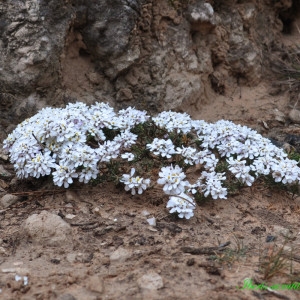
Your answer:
279;0;300;34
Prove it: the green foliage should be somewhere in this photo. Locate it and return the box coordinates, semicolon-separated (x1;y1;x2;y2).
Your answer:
288;150;300;164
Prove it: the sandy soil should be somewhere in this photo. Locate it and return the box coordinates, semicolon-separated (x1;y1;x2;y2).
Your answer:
1;79;300;300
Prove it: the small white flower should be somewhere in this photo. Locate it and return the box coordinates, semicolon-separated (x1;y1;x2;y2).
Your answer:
121;152;135;161
157;165;189;195
52;165;78;188
120;168;150;195
166;193;195;219
146;138;177;159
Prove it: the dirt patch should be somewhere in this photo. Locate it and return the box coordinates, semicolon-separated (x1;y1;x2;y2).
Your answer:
1;133;300;300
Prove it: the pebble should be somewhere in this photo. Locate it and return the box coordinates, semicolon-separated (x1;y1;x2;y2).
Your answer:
66;253;77;263
65;214;76;220
142;210;150;216
23;210;72;246
86;275;104;293
66;252;93;263
109;247;131;263
137;271;164;290
0;194;20;208
0;180;8;189
147;226;158;232
0;153;8;161
57;294;77;300
0;165;13;178
273;109;285;123
93;207;101;215
272;225;291;237
0;246;7;255
289;109;300;123
147;217;156;227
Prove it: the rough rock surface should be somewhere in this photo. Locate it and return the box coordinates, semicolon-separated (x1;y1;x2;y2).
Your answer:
0;194;20;208
0;0;299;133
23;210;72;246
137;271;164;290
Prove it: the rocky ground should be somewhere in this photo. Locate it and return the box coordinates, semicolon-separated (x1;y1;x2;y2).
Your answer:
1;80;300;300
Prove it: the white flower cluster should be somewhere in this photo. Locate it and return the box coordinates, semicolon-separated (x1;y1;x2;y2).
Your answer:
146;117;300;219
3;102;149;188
157;165;196;218
146;138;176;159
3;103;300;220
152;111;192;133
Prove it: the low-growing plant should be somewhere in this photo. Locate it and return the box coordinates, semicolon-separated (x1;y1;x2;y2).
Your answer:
210;234;248;267
259;240;292;280
3;102;300;219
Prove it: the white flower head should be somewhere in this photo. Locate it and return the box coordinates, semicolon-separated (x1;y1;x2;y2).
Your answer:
120;168;150;195
121;152;135;161
157;165;189;195
146;138;177;159
166;193;195;219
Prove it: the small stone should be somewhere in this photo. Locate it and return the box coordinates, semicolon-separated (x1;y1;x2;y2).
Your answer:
289;109;300;123
142;210;150;216
23;210;72;247
75;252;93;263
65;214;76;220
147;226;158;232
273;109;285;123
147;217;156;227
86;275;104;293
109;247;131;263
66;253;77;263
65;190;80;202
0;179;8;189
94;207;101;215
272;225;291;237
266;235;276;243
0;247;7;255
0;153;8;161
57;294;77;300
0;194;20;208
0;165;13;178
50;258;61;264
137;271;164;290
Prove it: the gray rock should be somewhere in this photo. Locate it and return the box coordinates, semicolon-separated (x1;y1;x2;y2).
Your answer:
109;247;131;263
66;253;77;263
0;0;291;129
0;187;7;198
137;271;164;290
86;275;104;293
187;2;215;23
272;225;291;237
57;294;77;300
0;165;13;178
23;210;72;247
289;109;300;124
0;194;20;208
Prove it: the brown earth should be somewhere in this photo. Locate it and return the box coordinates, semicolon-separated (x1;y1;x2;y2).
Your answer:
1;78;300;300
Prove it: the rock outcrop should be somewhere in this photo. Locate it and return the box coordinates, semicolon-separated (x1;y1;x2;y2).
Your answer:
0;0;299;138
